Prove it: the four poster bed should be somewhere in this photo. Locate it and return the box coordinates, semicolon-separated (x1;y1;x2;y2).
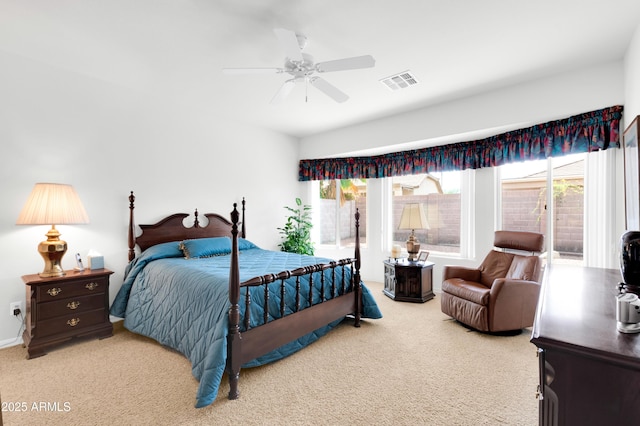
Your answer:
109;192;382;408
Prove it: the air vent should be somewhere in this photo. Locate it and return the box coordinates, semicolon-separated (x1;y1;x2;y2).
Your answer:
380;70;419;91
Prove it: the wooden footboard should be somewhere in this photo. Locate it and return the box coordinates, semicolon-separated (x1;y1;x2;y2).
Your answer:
226;206;363;400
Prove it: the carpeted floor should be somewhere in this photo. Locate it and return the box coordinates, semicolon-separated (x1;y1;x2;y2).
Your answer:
0;281;538;425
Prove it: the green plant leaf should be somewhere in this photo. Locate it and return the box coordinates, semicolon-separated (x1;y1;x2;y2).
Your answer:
278;198;314;255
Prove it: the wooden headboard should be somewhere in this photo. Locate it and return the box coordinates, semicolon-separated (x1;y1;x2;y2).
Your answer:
127;191;246;261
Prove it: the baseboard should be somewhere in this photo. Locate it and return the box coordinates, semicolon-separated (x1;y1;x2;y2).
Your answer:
0;335;23;349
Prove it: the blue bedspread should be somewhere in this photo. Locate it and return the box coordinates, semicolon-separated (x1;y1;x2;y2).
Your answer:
109;240;382;408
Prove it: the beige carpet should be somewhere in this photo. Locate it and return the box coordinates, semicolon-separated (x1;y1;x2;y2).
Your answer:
0;281;538;426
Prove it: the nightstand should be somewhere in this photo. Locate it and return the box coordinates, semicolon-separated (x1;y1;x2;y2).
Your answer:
383;259;434;302
22;268;114;359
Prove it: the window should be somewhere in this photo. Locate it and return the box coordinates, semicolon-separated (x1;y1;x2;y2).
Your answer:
499;153;585;265
391;171;462;254
317;179;367;247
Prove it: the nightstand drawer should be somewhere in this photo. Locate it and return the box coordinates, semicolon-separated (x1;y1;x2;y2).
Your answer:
35;309;107;338
36;276;107;302
38;293;106;320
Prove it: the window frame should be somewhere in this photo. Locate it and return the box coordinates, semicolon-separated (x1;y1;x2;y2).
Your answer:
384;169;474;259
496;153;591;267
311;179;369;249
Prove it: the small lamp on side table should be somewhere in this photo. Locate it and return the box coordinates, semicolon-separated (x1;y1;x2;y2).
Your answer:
16;183;90;277
398;203;429;261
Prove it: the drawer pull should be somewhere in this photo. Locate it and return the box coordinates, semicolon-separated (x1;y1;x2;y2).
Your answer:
47;288;62;296
85;282;99;291
66;318;80;327
67;301;81;310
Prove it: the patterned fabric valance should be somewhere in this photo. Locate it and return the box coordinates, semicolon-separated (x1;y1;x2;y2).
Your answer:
298;105;623;181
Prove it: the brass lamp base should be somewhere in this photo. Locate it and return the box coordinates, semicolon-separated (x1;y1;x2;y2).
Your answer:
406;231;420;261
37;225;67;277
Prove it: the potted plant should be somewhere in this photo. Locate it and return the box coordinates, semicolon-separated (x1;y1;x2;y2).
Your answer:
277;197;314;255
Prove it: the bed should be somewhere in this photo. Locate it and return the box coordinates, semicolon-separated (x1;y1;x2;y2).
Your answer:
109;192;382;408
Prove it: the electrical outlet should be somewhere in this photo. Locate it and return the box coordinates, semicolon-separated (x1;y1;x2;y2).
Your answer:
10;301;21;316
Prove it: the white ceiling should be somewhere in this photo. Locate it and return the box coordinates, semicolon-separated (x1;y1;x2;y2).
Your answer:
1;0;640;138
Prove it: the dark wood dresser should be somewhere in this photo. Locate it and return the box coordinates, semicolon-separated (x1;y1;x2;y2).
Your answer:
22;268;114;359
531;265;640;425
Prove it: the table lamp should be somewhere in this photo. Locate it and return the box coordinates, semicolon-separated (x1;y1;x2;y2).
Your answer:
398;203;429;261
16;183;90;277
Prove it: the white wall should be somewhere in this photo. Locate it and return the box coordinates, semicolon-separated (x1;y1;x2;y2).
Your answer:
300;61;625;159
625;21;640;124
302;60;629;289
0;51;300;344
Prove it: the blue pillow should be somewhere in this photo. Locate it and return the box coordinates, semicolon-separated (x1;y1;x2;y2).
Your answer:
238;238;258;251
142;241;183;258
180;237;231;259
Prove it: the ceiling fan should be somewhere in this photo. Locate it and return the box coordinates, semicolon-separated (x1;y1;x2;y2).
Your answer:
222;28;375;104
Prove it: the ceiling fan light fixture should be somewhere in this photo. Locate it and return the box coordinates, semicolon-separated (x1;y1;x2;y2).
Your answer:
295;33;308;51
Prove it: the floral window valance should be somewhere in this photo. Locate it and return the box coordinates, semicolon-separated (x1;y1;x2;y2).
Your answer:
298;105;623;181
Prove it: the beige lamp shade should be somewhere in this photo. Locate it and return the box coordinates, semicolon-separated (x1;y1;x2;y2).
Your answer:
17;183;89;225
398;203;429;261
398;203;429;231
17;183;89;277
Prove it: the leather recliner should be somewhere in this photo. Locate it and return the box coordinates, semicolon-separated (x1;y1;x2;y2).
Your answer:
440;230;545;332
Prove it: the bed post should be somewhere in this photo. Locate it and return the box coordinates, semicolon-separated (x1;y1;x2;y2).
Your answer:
241;197;246;239
226;202;242;400
353;208;362;327
128;191;136;262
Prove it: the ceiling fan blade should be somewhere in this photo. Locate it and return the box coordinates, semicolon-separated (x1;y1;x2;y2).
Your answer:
315;55;376;73
309;77;349;103
273;28;304;62
270;79;296;104
222;68;283;75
